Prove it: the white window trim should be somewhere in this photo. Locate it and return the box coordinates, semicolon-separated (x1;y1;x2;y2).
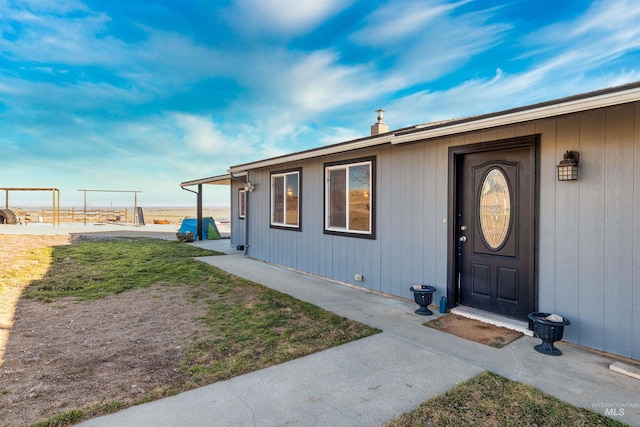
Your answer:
238;189;246;219
324;159;373;235
270;170;300;228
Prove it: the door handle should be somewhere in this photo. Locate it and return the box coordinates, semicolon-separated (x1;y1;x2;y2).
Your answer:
459;236;467;242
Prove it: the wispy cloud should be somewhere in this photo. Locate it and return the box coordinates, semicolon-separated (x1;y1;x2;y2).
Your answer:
351;0;473;45
519;0;640;64
351;1;510;85
222;0;352;36
377;0;640;128
0;2;119;65
570;0;640;40
318;126;365;146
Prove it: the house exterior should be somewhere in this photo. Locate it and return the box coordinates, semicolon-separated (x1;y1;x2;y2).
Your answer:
183;82;640;361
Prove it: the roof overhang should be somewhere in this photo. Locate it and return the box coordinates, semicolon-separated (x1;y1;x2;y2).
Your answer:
391;81;640;144
180;174;232;187
228;81;640;173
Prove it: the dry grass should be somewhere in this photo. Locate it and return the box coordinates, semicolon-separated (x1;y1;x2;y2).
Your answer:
0;236;378;426
385;371;627;427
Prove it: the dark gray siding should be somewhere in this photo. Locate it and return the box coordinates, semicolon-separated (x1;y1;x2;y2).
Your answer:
242;101;640;360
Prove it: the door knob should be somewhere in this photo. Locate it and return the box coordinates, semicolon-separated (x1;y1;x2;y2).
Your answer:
459;236;467;242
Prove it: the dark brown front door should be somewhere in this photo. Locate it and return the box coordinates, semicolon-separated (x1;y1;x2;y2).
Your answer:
456;141;536;321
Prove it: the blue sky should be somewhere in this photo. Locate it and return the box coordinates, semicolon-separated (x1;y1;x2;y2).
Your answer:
1;0;639;207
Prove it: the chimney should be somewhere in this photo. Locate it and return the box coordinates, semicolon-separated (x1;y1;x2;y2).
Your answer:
370;109;389;136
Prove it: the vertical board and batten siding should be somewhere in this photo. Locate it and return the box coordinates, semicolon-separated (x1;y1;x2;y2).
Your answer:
603;105;636;358
376;150;391;294
384;147;407;295
243;101;639;360
554;114;581;344
577;109;606;352
538;103;638;359
535;117;558;314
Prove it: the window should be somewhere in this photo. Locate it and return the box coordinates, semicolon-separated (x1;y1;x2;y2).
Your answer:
324;157;375;238
271;169;301;229
479;168;511;249
238;189;246;219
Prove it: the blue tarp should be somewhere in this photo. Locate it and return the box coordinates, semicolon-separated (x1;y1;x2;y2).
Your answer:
178;217;220;240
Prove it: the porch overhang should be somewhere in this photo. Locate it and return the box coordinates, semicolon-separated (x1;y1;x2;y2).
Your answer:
180;174;232;187
179;174;237;242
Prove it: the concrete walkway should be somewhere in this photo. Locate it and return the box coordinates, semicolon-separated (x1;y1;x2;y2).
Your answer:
80;240;639;426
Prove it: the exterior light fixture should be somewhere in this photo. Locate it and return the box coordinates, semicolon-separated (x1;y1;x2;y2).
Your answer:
244;182;255;192
557;150;579;181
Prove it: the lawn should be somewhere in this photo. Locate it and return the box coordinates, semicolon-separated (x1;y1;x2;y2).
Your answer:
1;237;379;426
385;371;627;427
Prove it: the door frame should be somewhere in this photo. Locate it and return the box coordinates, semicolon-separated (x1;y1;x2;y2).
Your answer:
446;135;540;317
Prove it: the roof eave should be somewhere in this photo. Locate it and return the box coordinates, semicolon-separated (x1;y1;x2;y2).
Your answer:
214;81;640;176
180;174;232;187
391;82;640;144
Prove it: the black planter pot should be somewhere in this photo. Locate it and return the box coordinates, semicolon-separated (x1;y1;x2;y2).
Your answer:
410;285;437;315
528;312;570;356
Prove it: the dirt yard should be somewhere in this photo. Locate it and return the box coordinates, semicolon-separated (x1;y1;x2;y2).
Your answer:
0;233;213;426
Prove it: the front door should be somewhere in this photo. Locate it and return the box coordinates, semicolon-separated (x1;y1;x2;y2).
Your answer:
455;139;536;321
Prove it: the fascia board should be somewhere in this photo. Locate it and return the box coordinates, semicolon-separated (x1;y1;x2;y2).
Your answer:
390;86;640;144
181;174;231;186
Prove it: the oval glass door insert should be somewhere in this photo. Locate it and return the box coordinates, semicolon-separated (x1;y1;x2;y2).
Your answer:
479;168;511;249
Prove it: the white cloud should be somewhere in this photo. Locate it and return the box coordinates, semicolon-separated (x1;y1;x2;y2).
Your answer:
0;73;145;113
572;0;640;37
0;2;230;97
351;0;472;45
376;0;640;127
8;0;89;14
216;48;398;146
0;2;121;66
170;113;230;154
521;0;640;63
286;50;375;110
319;126;364;146
384;63;640;129
224;0;351;36
497;0;640;95
351;1;511;86
0;111;239;206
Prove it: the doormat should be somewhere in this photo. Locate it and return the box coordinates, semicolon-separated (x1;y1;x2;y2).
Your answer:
425;313;523;348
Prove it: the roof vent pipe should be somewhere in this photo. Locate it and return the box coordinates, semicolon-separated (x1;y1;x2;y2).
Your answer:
371;109;389;135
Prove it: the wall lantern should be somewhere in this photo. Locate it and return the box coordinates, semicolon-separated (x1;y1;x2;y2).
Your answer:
557;151;580;181
244;182;255;192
